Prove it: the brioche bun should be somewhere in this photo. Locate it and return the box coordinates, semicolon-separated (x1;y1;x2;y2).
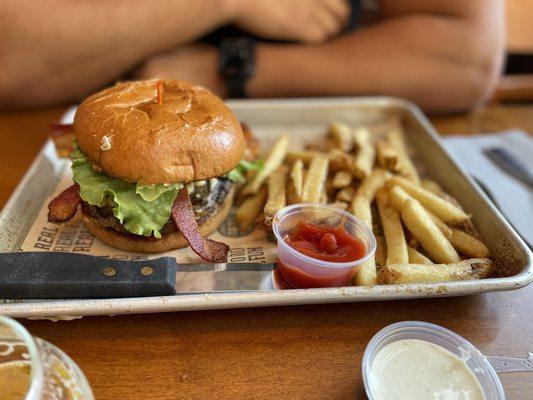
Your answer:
81;186;234;253
73;79;244;184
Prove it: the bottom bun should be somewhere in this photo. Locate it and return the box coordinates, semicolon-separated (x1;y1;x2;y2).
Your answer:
82;189;234;253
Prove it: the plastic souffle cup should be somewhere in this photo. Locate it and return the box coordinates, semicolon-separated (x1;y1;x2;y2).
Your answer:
272;203;376;288
362;321;505;400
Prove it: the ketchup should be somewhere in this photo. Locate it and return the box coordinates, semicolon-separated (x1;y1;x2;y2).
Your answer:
277;221;366;288
284;221;365;263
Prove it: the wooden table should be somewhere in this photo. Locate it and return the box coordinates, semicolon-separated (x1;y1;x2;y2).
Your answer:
1;105;532;400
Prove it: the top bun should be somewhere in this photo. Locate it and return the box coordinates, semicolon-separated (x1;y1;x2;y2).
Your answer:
73;80;244;184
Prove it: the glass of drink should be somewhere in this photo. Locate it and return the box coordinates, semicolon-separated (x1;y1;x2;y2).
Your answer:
0;315;93;400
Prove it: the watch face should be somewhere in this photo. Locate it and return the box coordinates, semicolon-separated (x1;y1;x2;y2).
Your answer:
220;38;255;79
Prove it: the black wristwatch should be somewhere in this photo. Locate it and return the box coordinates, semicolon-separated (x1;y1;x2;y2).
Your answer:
218;37;256;98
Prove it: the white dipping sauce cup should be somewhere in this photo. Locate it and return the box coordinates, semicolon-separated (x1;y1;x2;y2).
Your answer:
362;321;505;400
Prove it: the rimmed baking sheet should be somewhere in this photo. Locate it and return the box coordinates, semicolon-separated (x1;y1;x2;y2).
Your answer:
0;97;531;319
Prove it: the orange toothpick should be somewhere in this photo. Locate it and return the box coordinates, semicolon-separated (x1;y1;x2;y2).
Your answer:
156;80;164;105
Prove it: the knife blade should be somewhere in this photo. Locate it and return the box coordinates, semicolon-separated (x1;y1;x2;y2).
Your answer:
0;252;276;299
483;147;533;189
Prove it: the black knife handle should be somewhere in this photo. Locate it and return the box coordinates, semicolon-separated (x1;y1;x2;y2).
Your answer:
0;252;177;299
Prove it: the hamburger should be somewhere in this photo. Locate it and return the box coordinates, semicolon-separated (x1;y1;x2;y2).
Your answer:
47;79;258;262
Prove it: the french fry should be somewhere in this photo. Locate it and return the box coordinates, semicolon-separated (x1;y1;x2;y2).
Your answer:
422;179;465;213
329;149;355;171
377;258;494;284
286;150;323;165
336;186;356;202
354;258;376;285
240;117;493;287
350;197;371;226
264;168;287;225
388;176;469;223
332;171;353;189
242;134;289;196
352;168;389;204
375;236;387;267
387;185;410;212
351;169;389;285
235;187;267;231
328;201;349;211
387;187;421;248
286;150;353;171
376;190;408;265
449;228;490;258
388;184;452;238
306;142;322;151
387;126;420;183
301;156;329;203
401;199;460;263
287;160;303;204
427;212;452;238
351;196;376;285
324;137;337;152
407;246;433;265
376;139;400;172
352;127;375;179
329;122;353;152
421;179;445;197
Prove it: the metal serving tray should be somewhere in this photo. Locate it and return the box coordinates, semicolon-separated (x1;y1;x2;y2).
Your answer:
0;97;531;319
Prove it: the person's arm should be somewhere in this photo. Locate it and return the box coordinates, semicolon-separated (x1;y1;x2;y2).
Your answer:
0;0;234;108
0;0;350;109
136;0;504;113
248;0;504;112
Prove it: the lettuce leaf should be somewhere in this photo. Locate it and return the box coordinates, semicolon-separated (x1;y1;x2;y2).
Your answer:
71;143;259;237
136;183;182;202
71;144;179;238
226;159;263;183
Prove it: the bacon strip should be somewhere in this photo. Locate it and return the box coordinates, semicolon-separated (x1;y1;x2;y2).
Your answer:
48;184;81;223
50;123;74;157
171;187;229;263
50;123;73;137
241;122;261;161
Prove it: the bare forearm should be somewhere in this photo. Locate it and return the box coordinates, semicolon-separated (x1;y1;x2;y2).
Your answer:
0;0;233;107
249;7;503;112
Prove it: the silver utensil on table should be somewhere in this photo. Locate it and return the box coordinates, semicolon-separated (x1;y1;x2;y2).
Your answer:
483;147;533;189
0;252;276;299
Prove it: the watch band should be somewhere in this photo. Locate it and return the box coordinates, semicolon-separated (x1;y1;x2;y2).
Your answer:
218;37;256;99
226;76;246;99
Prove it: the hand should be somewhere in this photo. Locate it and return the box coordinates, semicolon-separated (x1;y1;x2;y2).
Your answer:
134;45;226;96
232;0;350;43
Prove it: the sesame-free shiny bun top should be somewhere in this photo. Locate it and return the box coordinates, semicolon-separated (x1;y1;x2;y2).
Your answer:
73;79;245;184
